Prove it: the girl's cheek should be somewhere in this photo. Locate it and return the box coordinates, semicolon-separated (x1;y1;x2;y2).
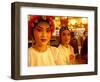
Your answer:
61;36;65;41
35;31;40;35
61;37;65;43
47;31;51;35
68;36;71;41
36;30;42;35
50;33;52;37
48;33;51;39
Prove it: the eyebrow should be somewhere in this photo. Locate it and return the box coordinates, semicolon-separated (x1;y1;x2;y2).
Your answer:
37;26;43;29
37;26;50;29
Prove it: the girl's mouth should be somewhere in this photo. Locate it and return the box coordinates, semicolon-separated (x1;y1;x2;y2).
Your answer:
41;39;47;42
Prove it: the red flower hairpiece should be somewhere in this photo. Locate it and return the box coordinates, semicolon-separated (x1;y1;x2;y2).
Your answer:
28;15;54;40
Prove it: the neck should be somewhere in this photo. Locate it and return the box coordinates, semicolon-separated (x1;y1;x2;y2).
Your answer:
32;43;47;52
61;44;69;48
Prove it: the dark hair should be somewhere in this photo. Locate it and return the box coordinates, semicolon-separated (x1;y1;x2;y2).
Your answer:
80;37;88;55
70;32;75;38
80;37;88;63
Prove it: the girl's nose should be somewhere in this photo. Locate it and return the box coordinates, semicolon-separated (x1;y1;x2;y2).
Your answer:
42;30;47;37
65;35;68;39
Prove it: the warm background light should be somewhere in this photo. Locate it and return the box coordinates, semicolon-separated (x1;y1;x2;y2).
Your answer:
70;19;76;25
81;18;88;24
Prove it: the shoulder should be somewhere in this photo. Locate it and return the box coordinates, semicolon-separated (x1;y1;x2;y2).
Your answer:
28;47;35;54
48;46;59;54
28;47;33;51
58;44;62;49
70;45;73;49
69;45;74;51
49;46;58;50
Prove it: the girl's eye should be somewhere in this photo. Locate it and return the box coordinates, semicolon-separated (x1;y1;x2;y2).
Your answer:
46;29;51;32
62;33;70;36
36;28;42;32
62;33;66;36
67;33;70;36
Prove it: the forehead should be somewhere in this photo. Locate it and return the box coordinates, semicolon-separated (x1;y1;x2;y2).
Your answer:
61;30;70;34
37;22;50;27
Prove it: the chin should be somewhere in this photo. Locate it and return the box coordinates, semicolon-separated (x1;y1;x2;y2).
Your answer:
40;43;48;46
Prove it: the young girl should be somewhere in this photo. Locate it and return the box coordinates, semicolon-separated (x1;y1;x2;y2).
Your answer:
58;26;75;64
28;16;62;66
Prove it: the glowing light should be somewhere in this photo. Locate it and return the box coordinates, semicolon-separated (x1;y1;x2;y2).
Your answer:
70;19;76;25
81;18;88;24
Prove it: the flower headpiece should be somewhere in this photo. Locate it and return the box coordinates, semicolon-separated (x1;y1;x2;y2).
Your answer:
28;15;54;40
59;26;69;34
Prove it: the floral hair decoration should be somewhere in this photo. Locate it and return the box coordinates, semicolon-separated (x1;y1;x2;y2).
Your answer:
28;15;54;40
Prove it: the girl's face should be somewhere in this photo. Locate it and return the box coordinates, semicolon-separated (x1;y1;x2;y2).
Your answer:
60;30;71;46
33;22;51;46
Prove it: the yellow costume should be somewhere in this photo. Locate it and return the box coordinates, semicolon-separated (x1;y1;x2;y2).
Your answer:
28;46;62;66
58;44;75;64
